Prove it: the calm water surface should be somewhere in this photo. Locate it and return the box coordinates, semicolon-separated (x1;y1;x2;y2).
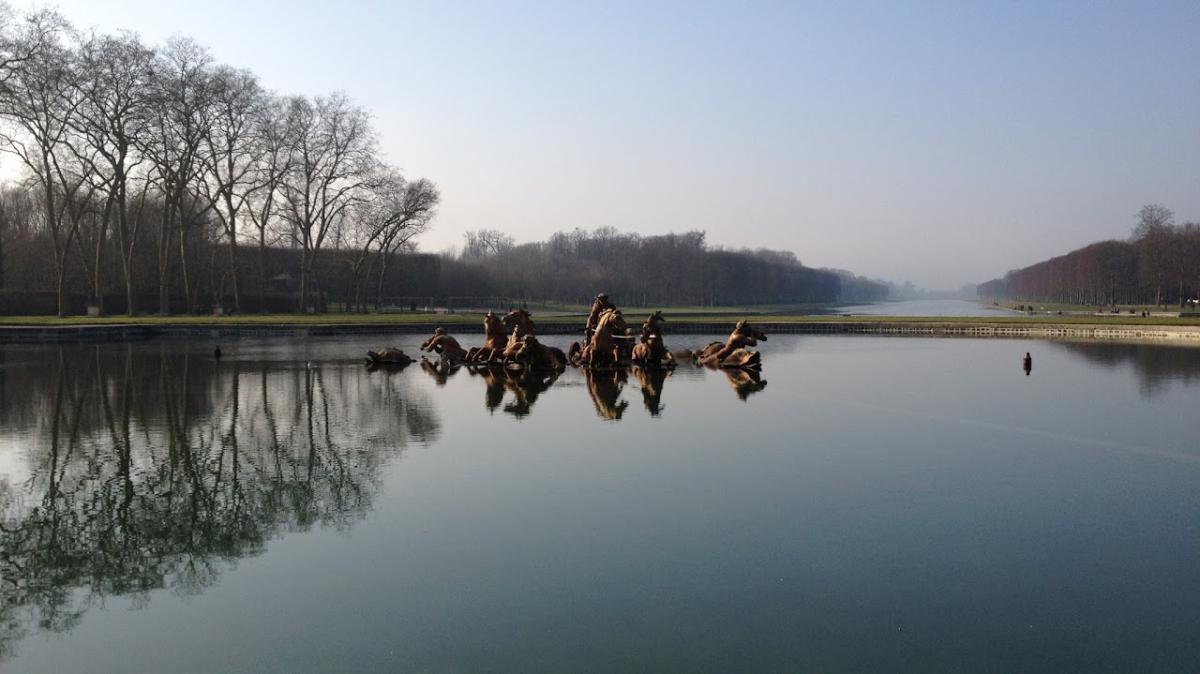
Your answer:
828;298;1010;317
1;334;1199;673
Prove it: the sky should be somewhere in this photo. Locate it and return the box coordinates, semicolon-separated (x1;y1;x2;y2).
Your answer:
12;0;1200;288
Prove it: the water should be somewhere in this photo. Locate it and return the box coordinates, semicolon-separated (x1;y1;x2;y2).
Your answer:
827;299;1010;317
1;335;1199;673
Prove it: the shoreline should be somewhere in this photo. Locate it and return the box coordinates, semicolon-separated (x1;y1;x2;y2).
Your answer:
3;317;1200;346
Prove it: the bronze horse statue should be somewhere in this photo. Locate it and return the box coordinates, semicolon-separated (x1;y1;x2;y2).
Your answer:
510;335;568;372
632;331;675;368
501;308;537;360
695;320;766;369
467;311;508;363
570;308;630;367
641;310;666;340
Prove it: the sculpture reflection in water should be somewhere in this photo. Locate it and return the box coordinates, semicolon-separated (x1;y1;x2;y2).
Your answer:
471;364;560;418
413;355;767;422
631;365;669;417
0;344;439;662
405;298;770;421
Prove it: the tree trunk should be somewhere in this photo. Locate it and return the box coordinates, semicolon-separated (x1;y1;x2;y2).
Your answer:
157;196;173;315
55;262;68;319
115;168;132;316
92;200;112;316
298;249;310;313
224;194;242;313
121;255;134;317
376;250;390;311
257;233;267;314
179;225;192;314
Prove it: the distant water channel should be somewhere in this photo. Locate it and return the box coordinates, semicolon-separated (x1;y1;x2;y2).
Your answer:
2;335;1199;673
826;298;1010;317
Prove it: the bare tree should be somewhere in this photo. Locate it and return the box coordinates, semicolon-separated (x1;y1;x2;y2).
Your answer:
68;31;156;315
141;37;214;314
242;94;291;313
0;11;91;316
0;5;443;317
277;93;376;313
201;65;263;313
462;228;514;259
372;177;438;309
341;170;439;311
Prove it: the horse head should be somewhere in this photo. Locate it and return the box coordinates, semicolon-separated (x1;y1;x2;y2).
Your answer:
596;308;628;335
502;308;535;334
484;310;502;331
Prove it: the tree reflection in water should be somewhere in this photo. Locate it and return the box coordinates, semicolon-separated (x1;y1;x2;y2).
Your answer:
0;344;438;661
0;343;766;659
1050;341;1200;398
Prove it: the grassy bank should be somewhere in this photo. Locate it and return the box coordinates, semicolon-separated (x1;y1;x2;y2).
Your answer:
994;300;1193;315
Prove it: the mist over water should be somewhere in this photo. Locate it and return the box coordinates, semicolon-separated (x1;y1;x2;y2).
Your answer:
826;299;1010;317
1;335;1199;673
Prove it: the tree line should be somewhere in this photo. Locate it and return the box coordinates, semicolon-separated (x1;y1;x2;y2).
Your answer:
977;204;1200;308
0;4;886;316
0;3;438;316
437;227;888;307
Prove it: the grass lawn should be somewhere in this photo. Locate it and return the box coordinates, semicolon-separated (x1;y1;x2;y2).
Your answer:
994;300;1194;314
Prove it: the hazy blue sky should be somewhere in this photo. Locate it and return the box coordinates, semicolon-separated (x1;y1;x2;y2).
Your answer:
32;0;1200;287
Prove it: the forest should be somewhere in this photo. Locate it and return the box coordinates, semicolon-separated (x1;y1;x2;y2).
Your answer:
977;204;1200;308
0;4;885;315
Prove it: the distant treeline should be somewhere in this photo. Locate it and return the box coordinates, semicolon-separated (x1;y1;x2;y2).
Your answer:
977;205;1200;307
0;211;888;313
439;228;888;307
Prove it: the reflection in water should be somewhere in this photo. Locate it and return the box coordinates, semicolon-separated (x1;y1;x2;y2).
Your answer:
584;368;630;421
5;335;1200;671
722;367;769;400
459;362;564;419
631;366;670;416
416;356;763;422
0;345;438;661
1050;341;1200;397
420;358;461;386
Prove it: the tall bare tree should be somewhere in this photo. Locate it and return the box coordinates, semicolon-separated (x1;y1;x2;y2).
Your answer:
0;11;91;316
242;94;291;313
200;65;264;314
372;176;438;309
141;37;214;314
277;93;376;313
68;31;156;315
